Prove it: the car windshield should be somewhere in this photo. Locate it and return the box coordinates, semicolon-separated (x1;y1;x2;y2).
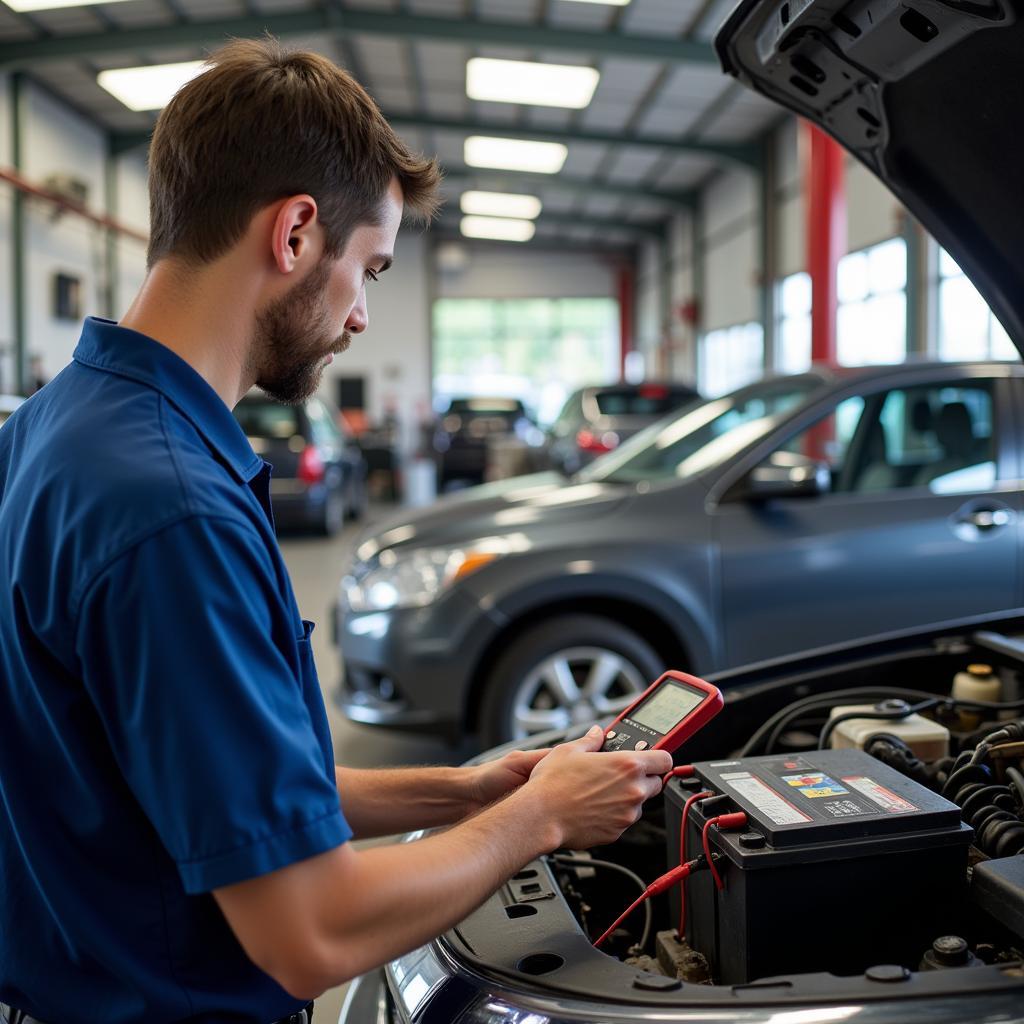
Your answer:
580;376;825;485
593;386;695;417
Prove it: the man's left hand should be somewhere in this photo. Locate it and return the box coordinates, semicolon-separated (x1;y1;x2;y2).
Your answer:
470;749;551;809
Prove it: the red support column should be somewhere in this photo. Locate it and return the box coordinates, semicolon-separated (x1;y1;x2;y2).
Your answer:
618;265;635;381
804;121;847;367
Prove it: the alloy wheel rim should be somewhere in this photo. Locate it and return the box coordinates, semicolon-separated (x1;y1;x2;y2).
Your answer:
509;647;647;740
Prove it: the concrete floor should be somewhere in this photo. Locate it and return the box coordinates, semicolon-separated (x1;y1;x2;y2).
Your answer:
278;507;478;1022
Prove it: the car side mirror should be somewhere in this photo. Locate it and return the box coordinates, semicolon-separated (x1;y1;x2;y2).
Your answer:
728;452;831;502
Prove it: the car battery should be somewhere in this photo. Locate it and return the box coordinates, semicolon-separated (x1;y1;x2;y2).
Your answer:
664;749;973;984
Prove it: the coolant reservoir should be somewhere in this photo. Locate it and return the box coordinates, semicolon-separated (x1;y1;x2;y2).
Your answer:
952;663;1002;704
829;704;950;761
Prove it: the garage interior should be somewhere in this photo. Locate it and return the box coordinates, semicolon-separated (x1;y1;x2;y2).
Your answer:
2;0;1023;1021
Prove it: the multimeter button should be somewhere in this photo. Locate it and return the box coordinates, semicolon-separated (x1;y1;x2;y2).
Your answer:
634;740;649;751
605;731;617;740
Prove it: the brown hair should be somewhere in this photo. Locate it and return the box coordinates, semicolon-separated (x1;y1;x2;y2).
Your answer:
146;37;441;268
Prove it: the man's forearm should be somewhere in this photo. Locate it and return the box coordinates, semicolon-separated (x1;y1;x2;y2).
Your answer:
218;784;561;998
335;765;480;838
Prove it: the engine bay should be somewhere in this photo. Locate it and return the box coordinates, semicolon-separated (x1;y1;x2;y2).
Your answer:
441;621;1024;1004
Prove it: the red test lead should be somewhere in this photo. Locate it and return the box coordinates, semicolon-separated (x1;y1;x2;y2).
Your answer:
702;812;748;891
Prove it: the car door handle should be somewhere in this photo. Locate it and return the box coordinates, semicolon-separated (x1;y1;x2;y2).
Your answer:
957;508;1014;530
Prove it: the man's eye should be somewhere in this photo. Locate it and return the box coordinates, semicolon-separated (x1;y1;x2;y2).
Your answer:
365;269;379;283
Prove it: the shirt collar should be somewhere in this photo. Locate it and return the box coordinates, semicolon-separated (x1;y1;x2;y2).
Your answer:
73;317;265;483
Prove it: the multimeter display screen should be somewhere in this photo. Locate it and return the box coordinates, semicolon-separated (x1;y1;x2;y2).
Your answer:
630;682;705;735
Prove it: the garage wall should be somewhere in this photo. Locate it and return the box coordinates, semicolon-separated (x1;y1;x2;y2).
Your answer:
0;76;151;393
701;168;761;332
0;75;14;393
435;242;617;300
22;83;109;383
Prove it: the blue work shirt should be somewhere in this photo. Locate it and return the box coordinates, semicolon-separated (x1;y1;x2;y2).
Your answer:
0;318;352;1023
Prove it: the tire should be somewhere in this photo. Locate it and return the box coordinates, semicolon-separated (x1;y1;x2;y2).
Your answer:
345;471;368;521
479;614;664;747
318;485;345;537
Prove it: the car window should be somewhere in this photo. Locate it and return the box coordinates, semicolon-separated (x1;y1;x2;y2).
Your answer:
593;386;695;417
234;400;301;440
766;381;997;495
581;377;821;485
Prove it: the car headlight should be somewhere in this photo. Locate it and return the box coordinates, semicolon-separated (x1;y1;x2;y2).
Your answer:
343;546;499;613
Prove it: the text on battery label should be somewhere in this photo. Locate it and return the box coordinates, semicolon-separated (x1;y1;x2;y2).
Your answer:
842;775;917;814
723;772;812;825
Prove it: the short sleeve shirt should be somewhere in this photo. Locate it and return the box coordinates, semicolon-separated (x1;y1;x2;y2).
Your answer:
0;318;352;1023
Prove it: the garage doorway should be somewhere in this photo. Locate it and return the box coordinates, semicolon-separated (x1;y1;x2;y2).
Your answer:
432;298;620;426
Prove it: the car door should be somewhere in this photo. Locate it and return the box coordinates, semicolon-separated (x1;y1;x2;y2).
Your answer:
711;371;1022;669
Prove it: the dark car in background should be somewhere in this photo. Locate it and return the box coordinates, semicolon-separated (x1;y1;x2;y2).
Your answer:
337;361;1023;744
548;382;700;475
234;392;366;536
433;396;545;489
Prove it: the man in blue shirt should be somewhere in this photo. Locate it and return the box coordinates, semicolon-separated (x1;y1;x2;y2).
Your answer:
0;39;672;1024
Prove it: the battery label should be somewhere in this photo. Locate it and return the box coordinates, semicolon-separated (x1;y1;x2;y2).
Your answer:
820;799;869;818
781;772;849;799
842;776;917;814
720;772;812;825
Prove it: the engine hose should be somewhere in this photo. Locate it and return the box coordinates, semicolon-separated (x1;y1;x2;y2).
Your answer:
864;733;935;788
941;755;1024;858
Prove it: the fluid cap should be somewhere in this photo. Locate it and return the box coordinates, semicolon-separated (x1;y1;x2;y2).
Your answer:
932;935;970;966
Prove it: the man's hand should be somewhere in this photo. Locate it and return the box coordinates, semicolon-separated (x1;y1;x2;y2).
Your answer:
469;748;551;809
520;724;673;849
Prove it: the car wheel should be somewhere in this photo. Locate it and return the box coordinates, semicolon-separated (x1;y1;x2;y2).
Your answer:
318;486;346;537
479;614;663;746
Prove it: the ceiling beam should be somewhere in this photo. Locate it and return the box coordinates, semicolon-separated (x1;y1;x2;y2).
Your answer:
112;115;758;168
0;9;717;71
442;170;696;209
431;230;636;260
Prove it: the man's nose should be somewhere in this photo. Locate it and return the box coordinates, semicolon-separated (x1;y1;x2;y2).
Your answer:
345;290;368;335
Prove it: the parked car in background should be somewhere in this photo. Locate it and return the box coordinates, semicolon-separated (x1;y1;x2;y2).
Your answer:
433;396;545;490
337;361;1023;744
548;382;700;474
234;392;366;536
0;395;23;428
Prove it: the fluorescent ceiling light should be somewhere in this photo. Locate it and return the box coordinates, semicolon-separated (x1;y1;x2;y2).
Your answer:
461;216;536;242
97;61;206;112
559;0;632;5
6;0;134;8
467;57;599;109
464;136;568;175
460;191;542;220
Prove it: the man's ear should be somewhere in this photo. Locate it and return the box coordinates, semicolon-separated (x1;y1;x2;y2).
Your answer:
270;195;320;275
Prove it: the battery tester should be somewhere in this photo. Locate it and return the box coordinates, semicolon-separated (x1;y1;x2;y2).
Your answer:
590;670;740;949
601;670;724;754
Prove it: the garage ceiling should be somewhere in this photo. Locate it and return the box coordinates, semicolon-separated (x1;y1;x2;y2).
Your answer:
0;0;782;250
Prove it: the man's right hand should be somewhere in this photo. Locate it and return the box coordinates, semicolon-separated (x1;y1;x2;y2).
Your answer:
522;724;673;850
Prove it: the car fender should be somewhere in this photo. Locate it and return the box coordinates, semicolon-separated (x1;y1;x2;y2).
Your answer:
460;546;718;673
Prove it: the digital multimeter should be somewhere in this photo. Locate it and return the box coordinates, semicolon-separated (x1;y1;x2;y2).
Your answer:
602;670;723;754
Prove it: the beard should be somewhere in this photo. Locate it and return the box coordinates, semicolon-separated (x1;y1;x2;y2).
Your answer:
251;259;351;405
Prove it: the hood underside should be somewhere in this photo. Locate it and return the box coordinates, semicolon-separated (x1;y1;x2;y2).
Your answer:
715;0;1024;356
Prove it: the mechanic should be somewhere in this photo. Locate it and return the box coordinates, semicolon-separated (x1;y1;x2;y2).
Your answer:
0;40;673;1024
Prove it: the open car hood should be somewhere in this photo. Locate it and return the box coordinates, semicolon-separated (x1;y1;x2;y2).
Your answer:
715;0;1024;357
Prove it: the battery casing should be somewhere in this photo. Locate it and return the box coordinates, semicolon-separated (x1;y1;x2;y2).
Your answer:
665;749;973;983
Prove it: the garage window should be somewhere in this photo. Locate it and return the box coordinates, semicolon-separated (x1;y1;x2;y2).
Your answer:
936;249;1016;361
775;271;812;374
698;321;765;397
837;238;908;366
432;298;619;426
